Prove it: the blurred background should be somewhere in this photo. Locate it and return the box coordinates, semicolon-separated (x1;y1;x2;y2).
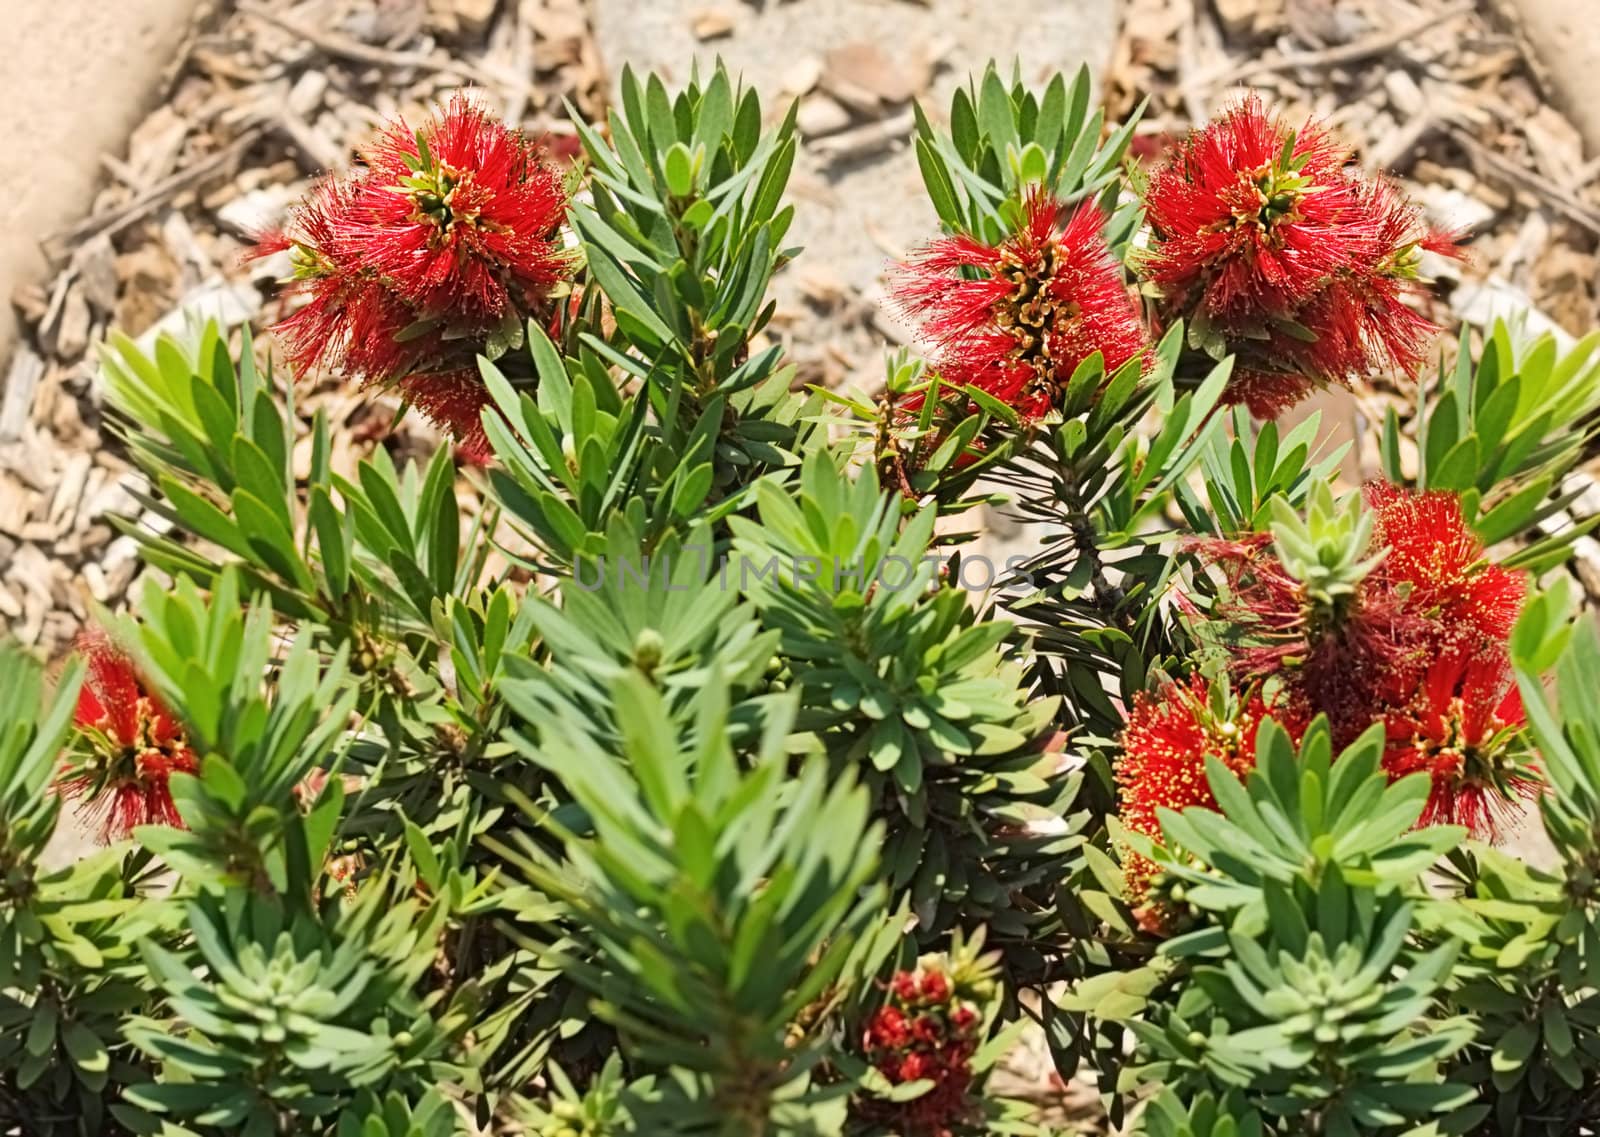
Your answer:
3;0;1600;655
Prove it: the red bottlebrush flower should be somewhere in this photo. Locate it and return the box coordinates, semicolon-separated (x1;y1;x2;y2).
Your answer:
1116;673;1305;901
257;92;571;452
58;632;197;842
1142;95;1459;417
253;178;417;380
351;94;570;322
1185;480;1525;766
919;969;951;1004
1383;648;1540;839
1363;480;1525;646
1143;95;1362;322
898;1052;933;1083
1299;181;1463;380
894;192;1147;420
1212;369;1322;421
1188;531;1433;746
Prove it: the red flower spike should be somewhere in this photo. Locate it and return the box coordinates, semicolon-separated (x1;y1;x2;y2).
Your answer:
1185;481;1525;759
350;94;570;322
59;632;197;843
256;93;571;453
393;366;495;461
899;1052;933;1083
865;1005;912;1052
1143;95;1363;321
1142;95;1458;417
1188;530;1435;747
1342;180;1464;369
894;192;1147;421
1363;480;1525;646
1116;673;1305;900
1383;647;1540;839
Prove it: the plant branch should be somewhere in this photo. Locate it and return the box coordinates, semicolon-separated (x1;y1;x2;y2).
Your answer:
1060;468;1132;632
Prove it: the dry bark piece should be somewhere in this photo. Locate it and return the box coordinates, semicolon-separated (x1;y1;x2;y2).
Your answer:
1383;70;1426;118
74;237;122;316
453;0;501;40
269;107;347;174
45;287;92;362
0;470;35;538
1208;2;1475;85
44;128;266;255
288;70;330;116
1524;105;1587;188
134;277;262;354
795;265;849;309
1416;183;1498;234
823;41;930;108
690;6;740;41
526;1;590;54
10;284;49;331
216;187;297;241
780;55;824;97
797;94;853;139
0;351;44;444
124;106;192;187
113;244;183;338
46;454;94;539
1213;0;1259;41
810;110;915;164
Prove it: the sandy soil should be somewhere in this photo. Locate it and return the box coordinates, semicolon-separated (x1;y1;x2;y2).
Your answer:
1;0;200;362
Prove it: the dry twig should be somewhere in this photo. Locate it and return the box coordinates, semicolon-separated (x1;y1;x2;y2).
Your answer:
236;1;538;99
43;128;264;256
809;110;915;163
1448;126;1600;235
1210;2;1476;85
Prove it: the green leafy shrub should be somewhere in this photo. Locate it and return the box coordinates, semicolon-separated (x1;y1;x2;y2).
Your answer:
5;61;1600;1137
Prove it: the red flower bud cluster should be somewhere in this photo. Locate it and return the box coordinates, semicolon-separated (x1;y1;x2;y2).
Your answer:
1183;481;1532;840
254;94;571;457
860;964;986;1136
893;191;1147;422
58;631;198;842
1141;95;1460;418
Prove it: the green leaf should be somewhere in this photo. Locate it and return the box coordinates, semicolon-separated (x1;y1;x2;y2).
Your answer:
309;486;351;600
61;1020;110;1073
1492;1021;1538;1071
664;141;695;197
404;820;443;891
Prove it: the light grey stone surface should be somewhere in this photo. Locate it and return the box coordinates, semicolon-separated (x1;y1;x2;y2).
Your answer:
2;0;201;365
